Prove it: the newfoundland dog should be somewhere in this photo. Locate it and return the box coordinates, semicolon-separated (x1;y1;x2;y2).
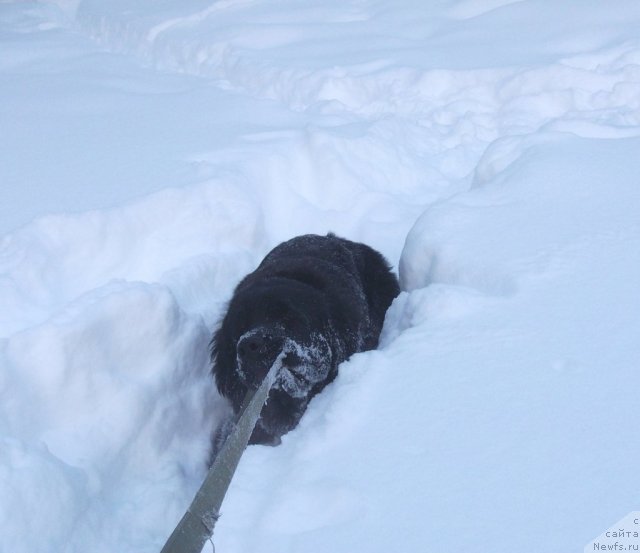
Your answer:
211;233;400;447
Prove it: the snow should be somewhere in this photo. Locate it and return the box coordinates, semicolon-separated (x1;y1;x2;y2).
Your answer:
1;1;639;552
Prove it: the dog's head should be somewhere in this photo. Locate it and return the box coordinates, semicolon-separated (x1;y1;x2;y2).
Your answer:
225;278;334;396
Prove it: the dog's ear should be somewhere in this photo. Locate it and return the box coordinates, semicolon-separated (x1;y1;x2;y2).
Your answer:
211;324;246;409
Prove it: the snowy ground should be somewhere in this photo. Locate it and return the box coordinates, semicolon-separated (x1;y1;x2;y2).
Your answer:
1;1;640;552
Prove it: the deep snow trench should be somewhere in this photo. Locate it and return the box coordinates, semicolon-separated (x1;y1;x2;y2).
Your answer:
1;1;640;552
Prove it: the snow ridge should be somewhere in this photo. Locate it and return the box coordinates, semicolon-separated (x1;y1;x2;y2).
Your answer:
2;1;640;552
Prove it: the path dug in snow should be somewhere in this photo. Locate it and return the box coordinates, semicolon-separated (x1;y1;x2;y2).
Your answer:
1;1;640;552
213;133;640;553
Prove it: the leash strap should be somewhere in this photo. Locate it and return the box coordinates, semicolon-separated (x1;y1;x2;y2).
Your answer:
160;352;283;553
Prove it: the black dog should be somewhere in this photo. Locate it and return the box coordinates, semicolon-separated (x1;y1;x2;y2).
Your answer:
211;233;400;446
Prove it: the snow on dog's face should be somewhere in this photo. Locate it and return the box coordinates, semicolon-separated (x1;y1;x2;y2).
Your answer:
229;279;334;398
236;328;332;398
275;334;332;398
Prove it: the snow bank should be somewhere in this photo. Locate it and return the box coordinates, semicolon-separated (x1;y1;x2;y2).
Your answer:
1;280;219;552
401;132;640;295
2;0;640;552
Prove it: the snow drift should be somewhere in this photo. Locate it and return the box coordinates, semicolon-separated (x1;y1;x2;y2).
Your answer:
1;1;640;552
